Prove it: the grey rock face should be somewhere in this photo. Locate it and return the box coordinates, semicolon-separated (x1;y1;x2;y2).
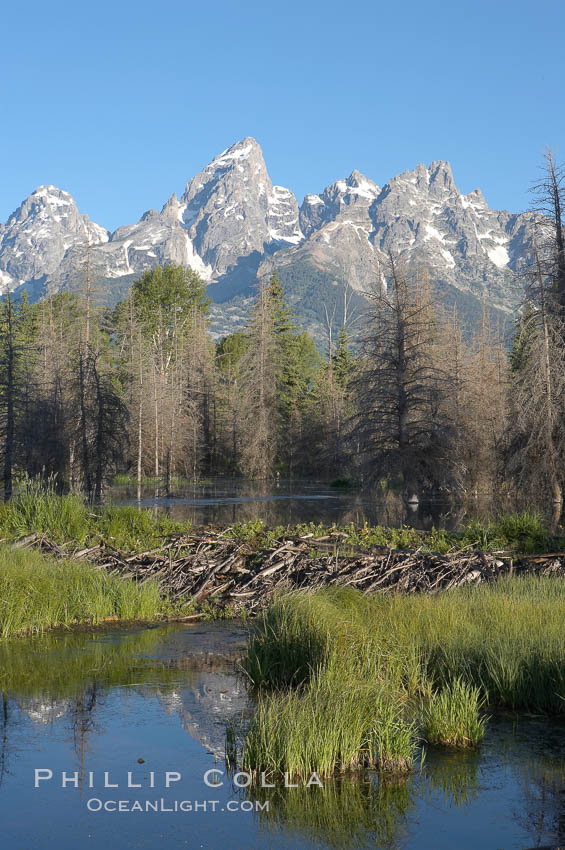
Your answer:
179;137;302;276
368;160;534;309
0;138;303;299
271;159;534;318
0;185;109;292
272;169;383;295
0;141;536;335
299;169;380;238
86;197;212;284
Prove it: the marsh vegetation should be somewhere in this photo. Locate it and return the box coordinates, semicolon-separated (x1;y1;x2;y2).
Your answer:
238;579;565;778
1;489;564;635
0;546;166;637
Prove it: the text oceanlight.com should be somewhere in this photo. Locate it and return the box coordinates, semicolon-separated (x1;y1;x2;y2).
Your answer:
85;799;268;813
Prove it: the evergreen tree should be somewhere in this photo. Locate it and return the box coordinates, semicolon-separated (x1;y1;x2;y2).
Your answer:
264;273;319;474
215;332;248;475
238;278;279;478
332;325;354;388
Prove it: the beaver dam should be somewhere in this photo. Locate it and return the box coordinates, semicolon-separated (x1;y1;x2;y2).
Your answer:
13;528;565;614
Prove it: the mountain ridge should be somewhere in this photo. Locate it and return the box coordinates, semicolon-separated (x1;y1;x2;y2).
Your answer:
0;138;535;340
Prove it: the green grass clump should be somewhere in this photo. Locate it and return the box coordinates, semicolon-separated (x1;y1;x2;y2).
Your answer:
408;575;565;714
368;695;418;773
460;510;550;553
241;590;422;778
421;679;486;747
0;546;165;637
96;504;186;550
252;578;565;715
0;490;90;544
243;588;422;693
242;672;418;779
0;490;189;550
240;577;565;778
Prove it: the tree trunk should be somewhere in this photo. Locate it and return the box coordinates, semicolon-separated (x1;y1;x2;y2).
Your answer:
3;297;15;501
93;360;104;504
78;352;92;499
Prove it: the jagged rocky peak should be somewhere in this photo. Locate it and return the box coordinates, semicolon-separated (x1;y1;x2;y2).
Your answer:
6;185;108;240
370;159;528;286
181;137;267;211
160;192;182;222
203;136;263;172
11;184;74;218
381;160;456;200
138;208;160;223
344;169;381;197
178;137;301;276
0;184;109;293
9;184;77;219
325;170;380;204
0;140;538;328
461;187;488;212
428;160;456;195
299;169;380;238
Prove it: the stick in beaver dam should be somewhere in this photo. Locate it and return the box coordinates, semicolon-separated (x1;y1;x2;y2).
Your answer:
11;530;565;615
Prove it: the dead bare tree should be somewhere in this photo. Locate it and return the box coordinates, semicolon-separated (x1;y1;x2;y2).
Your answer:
506;151;565;519
508;245;565;518
530;149;565;319
353;256;455;496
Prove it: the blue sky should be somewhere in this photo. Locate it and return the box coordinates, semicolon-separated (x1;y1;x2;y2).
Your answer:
1;0;563;230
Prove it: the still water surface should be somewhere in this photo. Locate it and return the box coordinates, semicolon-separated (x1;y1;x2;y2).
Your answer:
112;479;462;531
0;623;564;849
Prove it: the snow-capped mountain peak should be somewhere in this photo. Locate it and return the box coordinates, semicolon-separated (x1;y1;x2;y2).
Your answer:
208;137;260;171
0;141;536;338
0;184;109;291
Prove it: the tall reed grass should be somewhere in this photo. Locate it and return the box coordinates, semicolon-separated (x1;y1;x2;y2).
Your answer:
241;589;424;778
243;671;418;779
0;546;164;637
240;578;565;778
0;489;187;549
421;679;486;747
246;580;565;714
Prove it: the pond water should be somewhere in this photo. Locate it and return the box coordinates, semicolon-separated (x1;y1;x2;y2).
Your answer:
110;479;464;531
1;623;564;849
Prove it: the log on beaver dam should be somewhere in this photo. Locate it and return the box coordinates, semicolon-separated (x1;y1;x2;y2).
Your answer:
13;530;565;615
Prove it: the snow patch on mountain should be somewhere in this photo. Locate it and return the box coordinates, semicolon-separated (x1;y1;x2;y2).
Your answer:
487;245;510;268
424;224;446;243
0;140;536;322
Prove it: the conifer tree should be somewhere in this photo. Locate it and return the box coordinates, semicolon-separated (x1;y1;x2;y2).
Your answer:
215;332;248;475
354;258;453;495
238;278;279;478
